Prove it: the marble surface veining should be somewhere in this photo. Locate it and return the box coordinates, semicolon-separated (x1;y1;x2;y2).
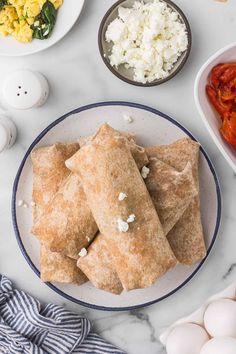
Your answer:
0;1;236;353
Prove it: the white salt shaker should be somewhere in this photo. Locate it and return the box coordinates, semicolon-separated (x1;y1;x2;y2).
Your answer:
0;116;17;152
2;70;49;110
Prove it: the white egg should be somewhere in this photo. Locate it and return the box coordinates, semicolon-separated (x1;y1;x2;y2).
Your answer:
166;323;209;354
204;299;236;338
200;337;236;354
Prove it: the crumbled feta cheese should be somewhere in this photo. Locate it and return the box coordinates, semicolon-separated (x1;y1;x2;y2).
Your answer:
18;200;24;207
117;218;129;232
127;214;136;223
18;200;28;208
43;28;50;37
106;18;125;42
141;166;150;179
123;114;133;124
78;248;87;257
118;192;127;201
105;0;188;83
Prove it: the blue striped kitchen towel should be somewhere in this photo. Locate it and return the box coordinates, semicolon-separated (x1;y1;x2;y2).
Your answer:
0;275;125;354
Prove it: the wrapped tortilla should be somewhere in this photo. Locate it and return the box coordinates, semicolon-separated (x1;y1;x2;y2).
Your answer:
79;124;148;169
78;157;197;294
146;138;206;265
66;135;177;291
40;245;87;284
31;142;79;230
31;143;86;284
78;233;123;294
34;124;148;259
33;173;97;259
145;159;198;235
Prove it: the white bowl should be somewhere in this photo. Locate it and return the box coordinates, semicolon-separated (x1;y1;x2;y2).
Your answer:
0;0;84;57
194;42;236;173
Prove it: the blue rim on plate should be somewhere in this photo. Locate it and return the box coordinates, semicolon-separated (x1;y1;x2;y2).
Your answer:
11;101;222;311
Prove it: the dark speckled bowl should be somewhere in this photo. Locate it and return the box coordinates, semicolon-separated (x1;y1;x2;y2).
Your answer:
98;0;192;87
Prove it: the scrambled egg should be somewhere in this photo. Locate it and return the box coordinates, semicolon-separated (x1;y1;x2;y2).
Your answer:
0;0;62;43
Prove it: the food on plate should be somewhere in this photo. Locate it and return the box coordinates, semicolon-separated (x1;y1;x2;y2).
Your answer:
204;299;236;338
78;233;123;295
77;155;197;293
200;337;236;354
33;124;148;259
40;245;87;284
30;124;205;294
79;124;149;170
166;323;209;354
33;173;98;259
0;0;62;43
105;0;188;83
145;159;197;235
146;138;206;265
31;141;88;284
31;142;79;227
66;128;177;291
206;63;236;149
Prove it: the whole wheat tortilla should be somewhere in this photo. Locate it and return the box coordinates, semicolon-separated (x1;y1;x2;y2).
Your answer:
34;124;148;259
78;156;197;294
31;142;79;232
40;245;87;284
146;138;206;265
78;233;123;294
31;143;87;284
80;124;148;170
66;135;177;291
146;159;197;235
33;173;97;259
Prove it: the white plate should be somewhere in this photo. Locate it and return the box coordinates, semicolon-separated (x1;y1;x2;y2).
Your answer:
194;41;236;173
12;102;221;311
0;0;84;57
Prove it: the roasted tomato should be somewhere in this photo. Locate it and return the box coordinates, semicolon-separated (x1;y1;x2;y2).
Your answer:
206;63;236;150
221;113;236;149
206;85;230;117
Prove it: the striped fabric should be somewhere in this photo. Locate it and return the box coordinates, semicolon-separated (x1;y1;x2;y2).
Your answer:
0;275;125;354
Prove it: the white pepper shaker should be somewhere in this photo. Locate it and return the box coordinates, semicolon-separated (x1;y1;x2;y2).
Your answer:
2;70;49;110
0;116;17;152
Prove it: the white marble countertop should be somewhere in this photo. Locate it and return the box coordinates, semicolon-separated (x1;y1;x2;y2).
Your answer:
0;1;236;353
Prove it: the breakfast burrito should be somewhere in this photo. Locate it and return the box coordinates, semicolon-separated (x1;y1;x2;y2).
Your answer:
80;123;148;169
145;159;198;235
34;124;149;259
40;245;87;284
33;173;97;259
146;138;206;265
78;156;197;294
66;133;177;291
78;233;123;295
31;142;87;284
31;142;79;229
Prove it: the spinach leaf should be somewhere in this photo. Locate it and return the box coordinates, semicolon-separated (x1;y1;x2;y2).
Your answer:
19;12;29;21
0;0;7;10
31;1;57;40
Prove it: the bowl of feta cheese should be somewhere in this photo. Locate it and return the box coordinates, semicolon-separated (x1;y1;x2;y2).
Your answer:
98;0;191;86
